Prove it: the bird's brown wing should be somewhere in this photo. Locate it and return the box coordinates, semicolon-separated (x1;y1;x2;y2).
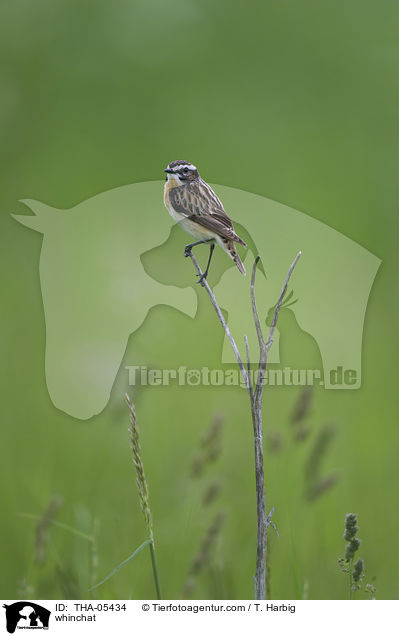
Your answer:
169;181;247;246
188;213;246;246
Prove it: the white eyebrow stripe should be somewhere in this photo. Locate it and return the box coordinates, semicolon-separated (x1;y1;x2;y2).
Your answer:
172;163;197;172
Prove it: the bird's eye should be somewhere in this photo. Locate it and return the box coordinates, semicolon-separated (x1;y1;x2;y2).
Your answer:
183;168;189;173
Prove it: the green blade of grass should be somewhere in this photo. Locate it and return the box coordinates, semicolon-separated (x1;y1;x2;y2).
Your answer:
17;512;94;542
89;539;152;591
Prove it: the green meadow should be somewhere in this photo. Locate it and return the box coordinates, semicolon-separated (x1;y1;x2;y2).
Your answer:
1;0;398;599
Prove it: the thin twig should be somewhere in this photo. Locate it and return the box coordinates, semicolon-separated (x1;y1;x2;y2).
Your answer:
250;252;301;598
251;256;265;348
244;334;253;398
265;251;302;352
188;249;301;599
188;253;249;392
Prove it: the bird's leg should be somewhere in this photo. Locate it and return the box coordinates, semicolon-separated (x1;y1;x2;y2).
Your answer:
184;238;213;257
196;242;215;286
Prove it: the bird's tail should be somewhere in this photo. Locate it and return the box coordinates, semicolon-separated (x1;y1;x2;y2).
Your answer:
227;241;246;275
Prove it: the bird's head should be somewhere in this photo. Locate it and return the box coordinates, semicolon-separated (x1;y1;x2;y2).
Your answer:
164;160;200;185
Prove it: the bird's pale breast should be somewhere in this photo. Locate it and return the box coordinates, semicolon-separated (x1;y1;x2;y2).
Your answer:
164;181;216;240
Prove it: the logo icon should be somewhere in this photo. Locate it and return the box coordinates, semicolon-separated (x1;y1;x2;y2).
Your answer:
2;602;51;633
12;182;380;418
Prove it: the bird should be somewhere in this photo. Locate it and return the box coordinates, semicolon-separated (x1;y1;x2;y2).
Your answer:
163;160;246;285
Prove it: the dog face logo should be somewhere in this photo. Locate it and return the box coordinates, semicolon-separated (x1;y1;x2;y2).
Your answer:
2;602;51;633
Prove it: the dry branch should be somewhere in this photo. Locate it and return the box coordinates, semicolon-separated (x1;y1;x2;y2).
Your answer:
188;250;301;599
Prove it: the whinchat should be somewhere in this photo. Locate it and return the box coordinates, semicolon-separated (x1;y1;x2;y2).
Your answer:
163;160;246;285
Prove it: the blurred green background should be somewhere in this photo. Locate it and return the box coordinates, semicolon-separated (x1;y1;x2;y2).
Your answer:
1;0;398;600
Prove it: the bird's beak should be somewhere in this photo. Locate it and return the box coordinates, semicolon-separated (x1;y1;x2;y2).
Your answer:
164;168;174;174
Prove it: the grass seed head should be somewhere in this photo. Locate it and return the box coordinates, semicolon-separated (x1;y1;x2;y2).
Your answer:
352;558;364;583
125;393;154;542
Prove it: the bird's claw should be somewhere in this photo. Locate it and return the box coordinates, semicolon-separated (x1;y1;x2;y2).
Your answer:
196;273;207;287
